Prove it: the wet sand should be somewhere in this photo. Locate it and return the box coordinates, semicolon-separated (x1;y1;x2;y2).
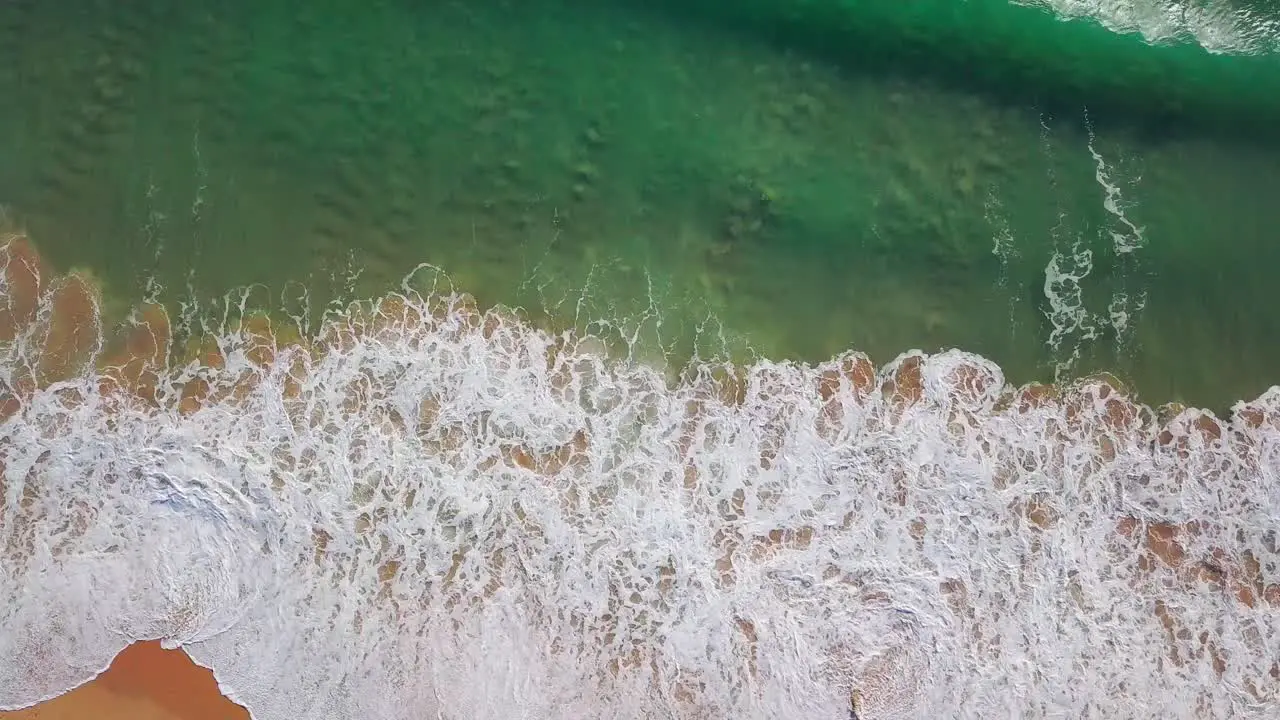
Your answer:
0;233;249;719
0;642;250;720
3;230;1279;716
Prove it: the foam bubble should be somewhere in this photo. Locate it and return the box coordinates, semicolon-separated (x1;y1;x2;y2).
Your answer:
2;235;1279;719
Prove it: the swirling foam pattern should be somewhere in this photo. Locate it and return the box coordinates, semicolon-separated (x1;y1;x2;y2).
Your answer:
1;233;1278;719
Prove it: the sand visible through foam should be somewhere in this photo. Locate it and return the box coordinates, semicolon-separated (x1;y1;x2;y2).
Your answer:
1;233;1278;718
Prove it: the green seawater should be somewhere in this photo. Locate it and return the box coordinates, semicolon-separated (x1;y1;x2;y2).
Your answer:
1;0;1278;411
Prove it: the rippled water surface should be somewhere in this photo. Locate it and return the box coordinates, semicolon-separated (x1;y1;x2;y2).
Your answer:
0;0;1278;407
2;0;1279;718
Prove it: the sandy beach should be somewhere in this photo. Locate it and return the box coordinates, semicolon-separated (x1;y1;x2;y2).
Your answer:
0;642;249;720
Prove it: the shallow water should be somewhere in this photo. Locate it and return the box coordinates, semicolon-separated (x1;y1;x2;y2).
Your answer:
1;234;1278;719
2;0;1280;718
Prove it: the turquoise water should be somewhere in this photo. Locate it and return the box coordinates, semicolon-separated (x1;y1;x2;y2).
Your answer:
3;1;1280;718
1;0;1279;408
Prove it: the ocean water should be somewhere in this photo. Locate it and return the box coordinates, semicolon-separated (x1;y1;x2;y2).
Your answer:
1;0;1279;718
2;0;1280;409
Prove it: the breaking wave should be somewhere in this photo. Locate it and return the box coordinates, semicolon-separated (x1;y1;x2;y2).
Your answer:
1;232;1278;719
1026;0;1280;54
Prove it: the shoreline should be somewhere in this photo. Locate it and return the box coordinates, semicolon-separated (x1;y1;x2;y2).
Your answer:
2;230;1278;717
0;642;249;720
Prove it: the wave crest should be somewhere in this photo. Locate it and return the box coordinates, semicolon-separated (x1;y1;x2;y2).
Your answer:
1027;0;1280;54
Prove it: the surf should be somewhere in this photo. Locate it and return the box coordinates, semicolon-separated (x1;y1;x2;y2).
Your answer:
1;232;1277;718
626;0;1280;141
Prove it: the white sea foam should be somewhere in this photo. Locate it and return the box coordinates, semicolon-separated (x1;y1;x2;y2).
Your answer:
1038;115;1102;381
1035;116;1151;379
1025;0;1280;54
1;249;1279;719
1084;112;1150;351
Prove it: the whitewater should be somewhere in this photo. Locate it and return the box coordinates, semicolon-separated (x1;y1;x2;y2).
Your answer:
0;232;1277;719
1030;0;1280;54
